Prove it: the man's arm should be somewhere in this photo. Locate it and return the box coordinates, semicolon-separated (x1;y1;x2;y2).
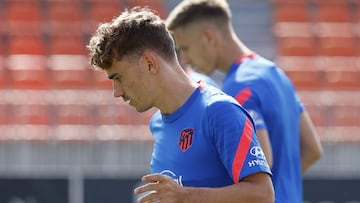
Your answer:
299;111;323;173
134;172;274;203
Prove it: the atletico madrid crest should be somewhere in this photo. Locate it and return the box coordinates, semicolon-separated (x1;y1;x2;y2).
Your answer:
179;128;194;152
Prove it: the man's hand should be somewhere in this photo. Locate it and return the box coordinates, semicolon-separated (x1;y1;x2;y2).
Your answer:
134;173;187;203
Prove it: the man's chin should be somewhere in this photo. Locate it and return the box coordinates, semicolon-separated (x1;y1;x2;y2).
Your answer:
134;105;151;113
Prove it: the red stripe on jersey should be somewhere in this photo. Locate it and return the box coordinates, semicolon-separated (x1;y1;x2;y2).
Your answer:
235;52;256;64
232;117;253;183
235;87;251;105
197;80;205;90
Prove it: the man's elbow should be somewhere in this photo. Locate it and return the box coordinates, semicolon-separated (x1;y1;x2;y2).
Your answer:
311;140;324;163
257;176;274;203
264;187;274;203
303;143;324;173
313;143;323;163
259;183;274;203
246;173;274;203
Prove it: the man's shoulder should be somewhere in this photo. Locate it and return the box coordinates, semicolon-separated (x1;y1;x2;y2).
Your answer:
200;85;244;113
189;71;220;88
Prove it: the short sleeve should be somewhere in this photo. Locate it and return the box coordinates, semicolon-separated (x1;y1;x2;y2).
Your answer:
207;101;272;183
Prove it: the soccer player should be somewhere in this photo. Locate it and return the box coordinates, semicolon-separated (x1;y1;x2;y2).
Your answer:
87;7;274;203
177;46;220;88
166;0;323;202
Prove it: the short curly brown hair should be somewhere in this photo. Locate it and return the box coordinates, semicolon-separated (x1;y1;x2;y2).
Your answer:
87;7;177;70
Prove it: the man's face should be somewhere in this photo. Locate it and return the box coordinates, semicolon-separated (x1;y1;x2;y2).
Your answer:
172;26;217;75
105;56;154;113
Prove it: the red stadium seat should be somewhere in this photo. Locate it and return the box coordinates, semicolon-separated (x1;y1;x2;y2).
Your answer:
355;5;360;22
47;55;92;89
46;1;85;36
87;0;120;3
318;36;359;56
93;104;134;125
315;3;352;22
6;55;50;89
299;90;360;133
92;69;112;89
316;56;359;71
87;2;123;32
0;104;12;125
323;69;360;90
285;69;323;90
88;1;122;21
312;0;348;5
273;3;312;23
317;57;360;90
46;0;82;2
49;36;87;55
94;104;156;125
332;105;360;126
5;2;44;36
0;57;7;88
8;36;46;55
53;125;95;141
0;72;5;89
273;22;314;38
0;40;4;55
304;104;328;126
277;36;318;56
271;0;309;5
53;104;92;125
0;5;4;35
11;104;50;125
276;56;318;71
0;125;53;141
354;9;360;38
131;107;156;125
314;22;353;38
6;0;43;3
276;56;323;90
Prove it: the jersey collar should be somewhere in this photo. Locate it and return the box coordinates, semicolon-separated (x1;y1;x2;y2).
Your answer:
225;52;257;79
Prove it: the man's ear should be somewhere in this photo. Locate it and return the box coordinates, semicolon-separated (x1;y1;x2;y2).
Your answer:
203;27;217;47
140;51;158;73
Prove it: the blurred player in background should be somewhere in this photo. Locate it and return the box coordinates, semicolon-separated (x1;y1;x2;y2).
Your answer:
87;7;274;203
166;0;323;202
176;46;220;88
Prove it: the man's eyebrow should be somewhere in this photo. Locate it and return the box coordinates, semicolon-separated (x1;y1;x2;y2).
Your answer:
108;73;118;80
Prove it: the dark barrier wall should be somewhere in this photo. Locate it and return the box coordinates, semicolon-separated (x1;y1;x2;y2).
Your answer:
0;178;359;203
0;178;68;203
84;178;360;203
84;178;139;203
303;178;360;203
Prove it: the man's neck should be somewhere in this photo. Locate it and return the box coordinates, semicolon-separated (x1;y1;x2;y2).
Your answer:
217;35;252;73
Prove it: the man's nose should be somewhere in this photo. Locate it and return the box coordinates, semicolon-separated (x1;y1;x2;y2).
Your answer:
112;81;124;98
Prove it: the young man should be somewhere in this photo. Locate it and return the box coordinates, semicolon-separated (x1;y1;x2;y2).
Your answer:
177;47;220;88
166;0;323;202
87;7;274;203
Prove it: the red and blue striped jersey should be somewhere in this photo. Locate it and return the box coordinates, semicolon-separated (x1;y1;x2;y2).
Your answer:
149;85;271;187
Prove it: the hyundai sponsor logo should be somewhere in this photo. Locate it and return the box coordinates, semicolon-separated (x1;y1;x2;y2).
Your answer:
250;146;266;160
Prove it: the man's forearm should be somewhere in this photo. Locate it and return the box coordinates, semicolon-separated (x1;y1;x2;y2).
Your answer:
183;173;274;203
